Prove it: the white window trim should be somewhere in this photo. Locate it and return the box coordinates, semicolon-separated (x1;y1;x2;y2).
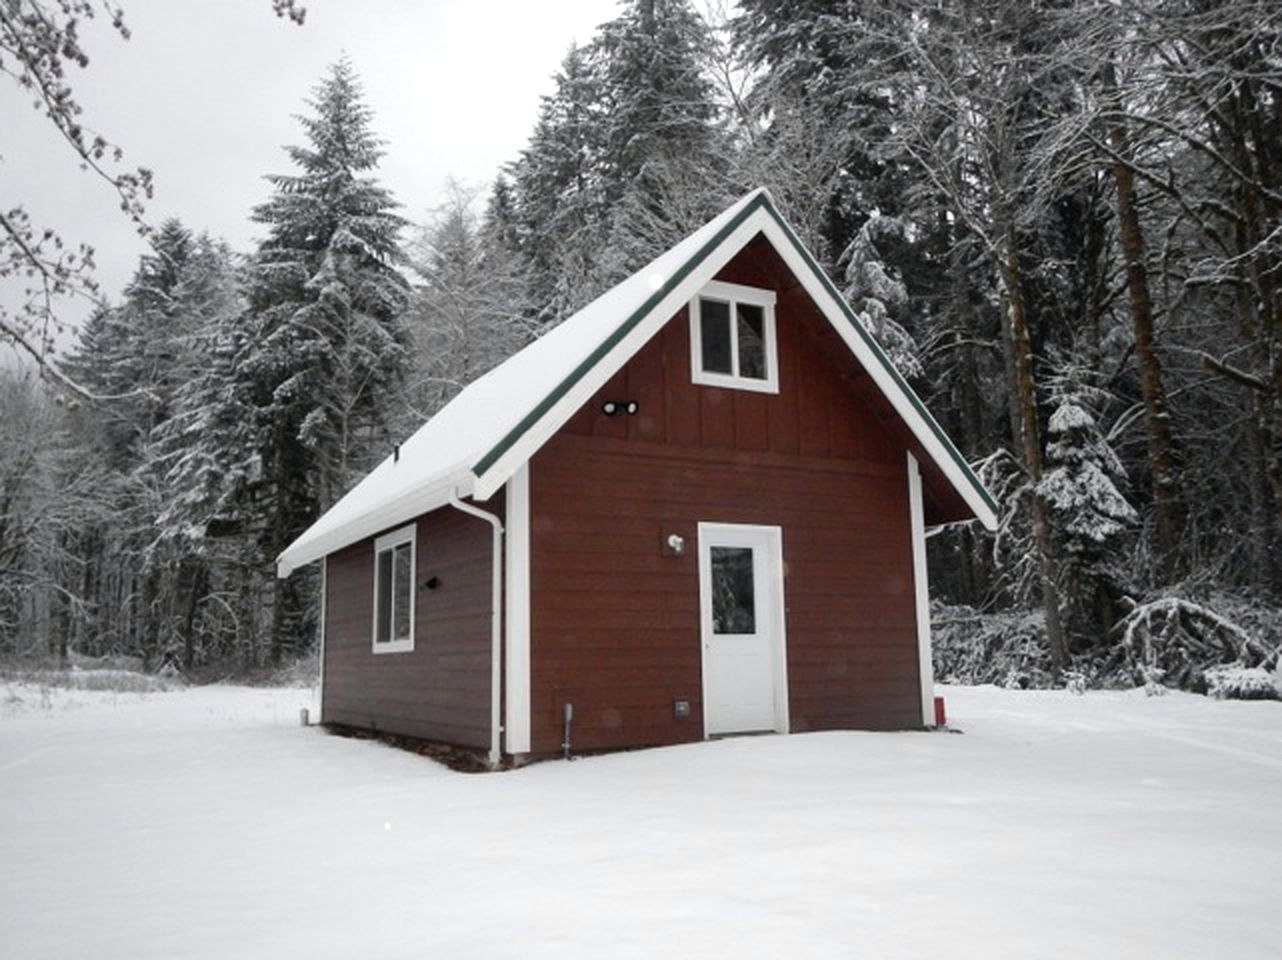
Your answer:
371;523;416;654
689;279;779;394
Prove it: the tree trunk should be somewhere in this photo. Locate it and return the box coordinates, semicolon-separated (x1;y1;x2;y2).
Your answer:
180;559;208;671
1245;399;1281;592
1001;224;1067;678
141;569;161;670
1104;62;1185;580
948;230;990;604
639;0;655;36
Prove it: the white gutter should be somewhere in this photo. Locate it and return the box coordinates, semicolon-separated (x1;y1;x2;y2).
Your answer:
448;488;504;770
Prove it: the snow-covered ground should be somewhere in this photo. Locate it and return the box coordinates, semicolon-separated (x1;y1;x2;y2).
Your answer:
2;681;1279;959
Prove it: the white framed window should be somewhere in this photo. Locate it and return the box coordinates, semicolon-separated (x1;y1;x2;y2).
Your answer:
372;523;416;654
689;280;779;394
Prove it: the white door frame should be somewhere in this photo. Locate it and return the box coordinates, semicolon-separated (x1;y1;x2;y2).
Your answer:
697;522;790;737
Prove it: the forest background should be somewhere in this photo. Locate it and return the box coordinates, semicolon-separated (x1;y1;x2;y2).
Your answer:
2;0;1280;694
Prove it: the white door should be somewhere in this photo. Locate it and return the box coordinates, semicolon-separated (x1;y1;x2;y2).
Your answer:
698;523;788;736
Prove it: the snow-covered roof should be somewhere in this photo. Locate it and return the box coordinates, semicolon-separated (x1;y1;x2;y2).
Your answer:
277;188;997;577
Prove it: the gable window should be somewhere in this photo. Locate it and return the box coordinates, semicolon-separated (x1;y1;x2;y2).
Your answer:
372;524;416;653
690;280;779;393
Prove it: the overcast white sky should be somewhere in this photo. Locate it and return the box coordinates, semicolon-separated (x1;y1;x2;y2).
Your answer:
2;0;621;359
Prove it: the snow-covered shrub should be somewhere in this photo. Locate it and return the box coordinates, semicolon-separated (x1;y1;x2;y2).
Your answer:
932;603;1054;687
68;651;145;673
1116;596;1274;693
1203;664;1280;701
1196;591;1282;658
60;669;181;693
1039;396;1136;649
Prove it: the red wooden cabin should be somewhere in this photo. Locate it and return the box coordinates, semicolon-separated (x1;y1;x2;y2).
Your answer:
277;189;997;765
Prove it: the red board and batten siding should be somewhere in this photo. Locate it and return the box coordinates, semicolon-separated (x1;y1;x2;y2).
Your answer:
321;501;499;747
526;235;924;755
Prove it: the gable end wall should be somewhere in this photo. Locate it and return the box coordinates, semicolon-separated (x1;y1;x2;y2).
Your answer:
526;237;924;755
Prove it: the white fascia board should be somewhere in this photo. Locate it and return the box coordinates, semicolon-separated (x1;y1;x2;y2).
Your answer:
755;216;999;532
275;468;474;577
471;212;771;501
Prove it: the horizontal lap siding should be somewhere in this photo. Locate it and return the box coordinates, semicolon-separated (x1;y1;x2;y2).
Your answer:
528;236;922;754
323;504;495;748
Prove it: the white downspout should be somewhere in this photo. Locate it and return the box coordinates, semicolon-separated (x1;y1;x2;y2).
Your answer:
449;488;504;770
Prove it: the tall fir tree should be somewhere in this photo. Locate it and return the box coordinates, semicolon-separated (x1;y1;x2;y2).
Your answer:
509;0;728;322
234;58;411;662
402;182;535;428
53;221;243;668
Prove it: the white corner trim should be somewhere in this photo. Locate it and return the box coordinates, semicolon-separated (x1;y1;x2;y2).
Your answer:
318;555;327;723
689;280;780;395
907;452;936;727
371;522;417;654
504;463;531;755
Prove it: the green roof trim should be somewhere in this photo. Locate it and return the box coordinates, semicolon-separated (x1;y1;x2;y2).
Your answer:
471;191;771;477
471;190;996;520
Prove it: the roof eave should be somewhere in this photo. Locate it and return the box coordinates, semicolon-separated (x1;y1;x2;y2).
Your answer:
275;468;476;578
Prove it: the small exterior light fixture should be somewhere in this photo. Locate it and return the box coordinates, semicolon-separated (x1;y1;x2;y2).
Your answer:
666;533;686;555
601;400;640;416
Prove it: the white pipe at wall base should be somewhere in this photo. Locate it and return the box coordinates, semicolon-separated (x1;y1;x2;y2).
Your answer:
449;489;504;770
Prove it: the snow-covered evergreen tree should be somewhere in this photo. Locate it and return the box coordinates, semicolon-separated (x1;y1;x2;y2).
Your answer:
48;221;245;667
840;212;923;379
509;0;728;322
1040;398;1137;647
403;182;536;427
235;58;410;662
1041;400;1136;550
509;44;608;322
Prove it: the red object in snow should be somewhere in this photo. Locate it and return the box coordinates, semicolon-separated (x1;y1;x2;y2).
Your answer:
933;696;947;727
